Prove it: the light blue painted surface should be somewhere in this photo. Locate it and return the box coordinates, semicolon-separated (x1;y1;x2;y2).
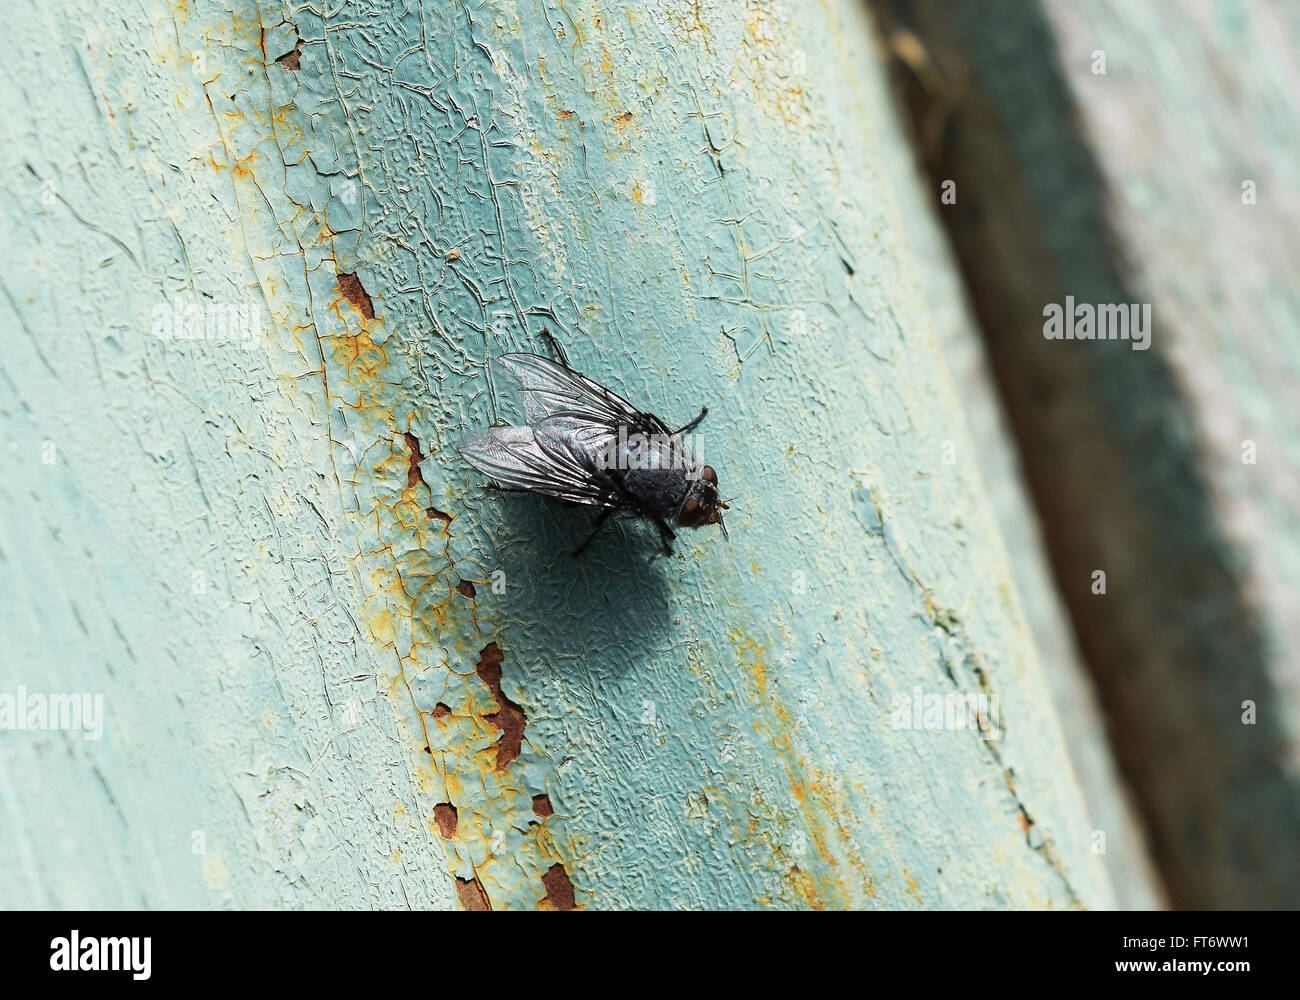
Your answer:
0;0;1115;908
868;32;1163;906
872;0;1298;908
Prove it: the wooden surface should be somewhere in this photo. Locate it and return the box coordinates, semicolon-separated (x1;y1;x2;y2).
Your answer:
875;0;1300;907
0;0;1126;908
872;46;1165;908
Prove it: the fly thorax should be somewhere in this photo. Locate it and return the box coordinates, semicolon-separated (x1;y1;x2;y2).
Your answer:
609;428;690;473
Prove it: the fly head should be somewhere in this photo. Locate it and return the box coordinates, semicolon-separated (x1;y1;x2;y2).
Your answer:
677;464;729;530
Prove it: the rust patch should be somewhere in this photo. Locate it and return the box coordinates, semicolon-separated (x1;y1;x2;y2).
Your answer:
456;579;477;599
1018;803;1034;838
403;432;427;489
275;40;302;70
433;802;458;838
532;793;553;818
540;863;576;910
787;866;825;911
613;110;634;125
230;152;256;180
475;642;526;771
337;271;375;320
215;25;577;912
557;109;575;119
456;877;491;911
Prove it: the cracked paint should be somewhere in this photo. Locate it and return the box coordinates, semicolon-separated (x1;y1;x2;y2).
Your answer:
0;0;1116;910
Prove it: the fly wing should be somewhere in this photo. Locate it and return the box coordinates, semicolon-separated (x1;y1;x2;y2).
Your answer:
534;414;616;460
457;424;615;507
498;352;669;434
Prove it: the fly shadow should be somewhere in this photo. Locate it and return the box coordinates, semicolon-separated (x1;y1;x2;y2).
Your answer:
467;487;675;667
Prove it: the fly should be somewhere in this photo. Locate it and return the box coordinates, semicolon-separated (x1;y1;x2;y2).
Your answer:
458;331;729;556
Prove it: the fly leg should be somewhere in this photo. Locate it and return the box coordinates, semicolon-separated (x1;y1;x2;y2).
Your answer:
671;406;708;436
540;328;573;370
572;508;614;558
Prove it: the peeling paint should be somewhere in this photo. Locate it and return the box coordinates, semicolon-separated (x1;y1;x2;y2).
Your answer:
0;0;1115;910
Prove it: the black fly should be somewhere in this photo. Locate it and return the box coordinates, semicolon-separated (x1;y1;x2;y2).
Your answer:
458;332;729;556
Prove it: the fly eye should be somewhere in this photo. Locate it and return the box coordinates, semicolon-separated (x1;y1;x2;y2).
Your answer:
678;498;703;526
702;465;718;487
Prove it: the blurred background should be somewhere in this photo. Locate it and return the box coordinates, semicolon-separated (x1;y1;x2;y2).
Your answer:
867;0;1300;908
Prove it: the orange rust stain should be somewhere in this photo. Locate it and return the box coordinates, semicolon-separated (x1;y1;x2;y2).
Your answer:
336;271;375;320
208;150;257;179
733;634;770;698
327;323;388;390
274;40;302;71
555;0;586;46
786;865;824;910
368;605;397;645
539;863;576;910
433;802;458;838
202;8;579;913
403;431;427;489
556;109;575;119
903;868;922;904
475;642;527;772
732;630;874;905
456;876;491;911
788;764;877;901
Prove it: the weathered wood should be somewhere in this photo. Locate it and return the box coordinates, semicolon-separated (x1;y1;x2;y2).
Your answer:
870;52;1165;908
1;0;1116;908
874;0;1300;907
